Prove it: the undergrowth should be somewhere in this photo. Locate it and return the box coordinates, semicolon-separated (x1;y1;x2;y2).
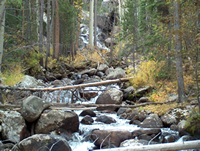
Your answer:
2;64;24;86
127;60;165;89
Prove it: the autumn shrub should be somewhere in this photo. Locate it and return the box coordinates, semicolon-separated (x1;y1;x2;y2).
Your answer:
185;113;200;135
73;49;107;66
2;64;24;86
139;103;178;116
127;60;165;89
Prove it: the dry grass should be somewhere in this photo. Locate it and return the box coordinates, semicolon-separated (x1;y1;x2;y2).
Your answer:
2;64;24;86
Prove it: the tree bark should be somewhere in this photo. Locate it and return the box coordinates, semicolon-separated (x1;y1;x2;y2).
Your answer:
174;0;185;103
45;0;51;69
0;77;132;91
89;0;94;50
0;0;5;75
94;0;97;47
94;140;200;151
39;0;44;66
53;0;60;60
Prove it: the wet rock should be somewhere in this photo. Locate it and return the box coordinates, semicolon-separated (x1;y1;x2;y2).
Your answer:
35;110;79;134
132;129;161;138
96;71;104;77
106;67;126;80
72;79;84;85
79;109;96;117
91;130;132;147
130;120;141;125
51;80;63;87
170;124;178;131
54;73;63;79
15;75;39;88
95;115;116;124
96;88;123;105
0;111;29;143
78;68;97;76
79;91;98;100
140;114;163;128
12;134;72;151
97;64;109;72
81;115;94;125
117;107;128;116
21;96;52;122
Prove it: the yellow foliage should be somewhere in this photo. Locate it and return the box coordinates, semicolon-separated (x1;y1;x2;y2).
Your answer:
127;60;165;89
140;103;178;116
2;64;24;86
73;49;107;66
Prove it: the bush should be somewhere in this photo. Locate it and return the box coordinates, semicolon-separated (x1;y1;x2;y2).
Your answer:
127;60;164;89
2;64;24;86
185;113;200;135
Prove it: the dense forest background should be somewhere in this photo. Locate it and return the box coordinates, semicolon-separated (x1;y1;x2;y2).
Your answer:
0;0;199;106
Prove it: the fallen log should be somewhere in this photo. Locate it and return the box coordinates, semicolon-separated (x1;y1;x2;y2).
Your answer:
0;77;132;91
93;140;200;151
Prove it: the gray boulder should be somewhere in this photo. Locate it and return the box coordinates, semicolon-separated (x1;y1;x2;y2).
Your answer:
95;115;116;124
96;88;123;105
106;67;126;80
140;114;163;128
21;96;52;122
12;134;72;151
35;110;79;134
78;68;97;76
0;111;29;143
15;75;39;88
97;64;109;72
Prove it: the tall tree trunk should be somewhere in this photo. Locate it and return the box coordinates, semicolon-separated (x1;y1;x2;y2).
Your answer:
89;0;94;50
0;0;5;75
45;0;51;69
174;0;185;103
39;0;44;66
25;0;30;43
94;0;97;47
53;0;60;60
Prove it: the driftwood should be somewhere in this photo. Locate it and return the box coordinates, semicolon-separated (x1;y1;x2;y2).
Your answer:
94;140;200;151
0;77;131;92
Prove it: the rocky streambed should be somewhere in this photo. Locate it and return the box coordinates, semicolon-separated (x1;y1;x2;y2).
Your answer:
0;64;198;150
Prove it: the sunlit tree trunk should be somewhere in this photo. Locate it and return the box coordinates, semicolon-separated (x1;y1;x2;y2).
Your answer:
39;0;44;66
94;0;97;47
89;0;94;50
53;0;60;60
0;0;6;75
45;0;51;69
174;0;185;103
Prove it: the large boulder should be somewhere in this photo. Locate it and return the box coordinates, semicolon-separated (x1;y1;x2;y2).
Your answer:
78;68;97;76
106;67;126;80
35;110;79;134
21;96;52;122
132;129;161;141
95;115;116;124
0;111;29;143
79;109;96;117
80;115;94;125
15;75;39;88
97;64;109;72
12;134;72;151
96;88;123;105
140;114;163;128
91;130;132;148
